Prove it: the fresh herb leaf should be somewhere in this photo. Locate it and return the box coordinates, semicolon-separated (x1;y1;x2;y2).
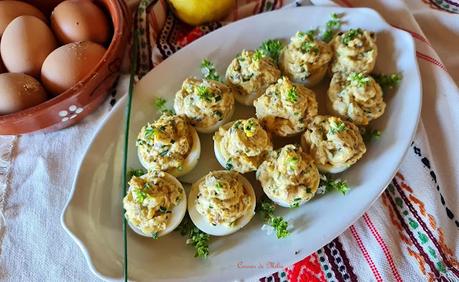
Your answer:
341;28;363;45
287;156;299;172
257;199;290;239
200;59;220;81
144;126;158;139
134;189;149;204
322;13;342;43
176;215;210;258
301;41;319;54
374;73;402;92
290;197;302;208
319;174;350;195
196;85;213;102
258;39;283;63
329;121;347;134
152;232;159;239
225;161;233;170
215;182;223;190
154;97;166;109
253;49;263;61
127;168;146;180
363;128;382;142
348;72;370;87
286;87;298;103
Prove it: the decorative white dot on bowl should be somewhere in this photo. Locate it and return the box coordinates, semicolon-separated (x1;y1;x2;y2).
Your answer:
58;105;84;122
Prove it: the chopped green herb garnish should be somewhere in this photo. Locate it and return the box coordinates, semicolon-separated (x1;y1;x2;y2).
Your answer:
159;149;169;157
341;28;363;45
348;72;370;87
243;119;256;137
286;87;298;103
215;182;223;190
200;59;220;81
144;126;158;139
319;174;350;195
329;121;347;134
301;41;319;54
363;128;382;142
176;215;210;258
258;39;283;63
134;189;149;204
152;232;159;239
257;199;290;239
290;197;302;208
287;156;299;172
322;13;342;43
214;110;223;120
225;162;233;170
196;85;213;102
374;73;402;92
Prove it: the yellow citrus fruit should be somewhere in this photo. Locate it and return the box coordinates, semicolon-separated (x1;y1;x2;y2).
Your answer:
168;0;236;26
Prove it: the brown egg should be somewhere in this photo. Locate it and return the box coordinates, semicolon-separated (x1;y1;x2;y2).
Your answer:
51;0;111;44
41;41;106;96
0;73;47;115
1;15;57;77
0;1;46;36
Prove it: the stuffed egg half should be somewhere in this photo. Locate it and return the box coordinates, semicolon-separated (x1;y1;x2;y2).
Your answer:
188;170;256;236
137;113;201;177
123;171;186;238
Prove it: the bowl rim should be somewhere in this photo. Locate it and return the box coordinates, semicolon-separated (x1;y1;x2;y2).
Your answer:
0;0;128;123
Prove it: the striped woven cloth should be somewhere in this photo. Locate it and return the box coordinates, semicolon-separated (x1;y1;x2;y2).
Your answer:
132;0;459;281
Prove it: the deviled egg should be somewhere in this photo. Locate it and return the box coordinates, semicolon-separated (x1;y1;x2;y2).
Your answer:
330;28;378;74
123;171;186;238
225;49;281;105
256;144;320;208
327;72;385;126
188;170;256;236
279;31;333;87
213;118;273;173
136;113;200;177
301;115;366;173
174;77;235;133
254;76;318;137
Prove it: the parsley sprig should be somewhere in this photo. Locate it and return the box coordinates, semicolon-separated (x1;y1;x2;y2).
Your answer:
258;39;283;63
257;199;290;239
322;13;342;43
341;28;363;45
154;97;174;115
348;72;370;87
374;73;402;92
200;59;220;81
176;215;210;259
286;87;298;103
196;85;214;102
318;174;350;195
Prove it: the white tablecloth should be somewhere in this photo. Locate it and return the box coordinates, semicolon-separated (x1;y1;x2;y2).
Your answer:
0;0;457;281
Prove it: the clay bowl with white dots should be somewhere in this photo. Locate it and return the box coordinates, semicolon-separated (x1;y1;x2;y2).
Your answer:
0;0;129;135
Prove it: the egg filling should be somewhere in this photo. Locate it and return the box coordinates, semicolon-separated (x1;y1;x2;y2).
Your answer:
225;49;281;105
254;76;318;136
279;31;333;86
123;171;184;235
301;115;366;172
195;171;251;227
174;77;234;131
330;28;377;74
328;72;385;125
137;114;193;171
214;118;273;173
257;144;320;207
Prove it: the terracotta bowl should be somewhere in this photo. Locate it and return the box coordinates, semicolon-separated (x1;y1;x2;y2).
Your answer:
0;0;129;135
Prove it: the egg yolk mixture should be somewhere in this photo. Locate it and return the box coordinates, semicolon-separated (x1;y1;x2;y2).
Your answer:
123;171;183;235
254;76;318;136
257;144;320;206
279;31;333;83
328;72;385;125
174;77;234;129
137;114;193;171
195;171;251;227
331;28;377;74
225;49;281;98
302;115;366;169
214;118;272;173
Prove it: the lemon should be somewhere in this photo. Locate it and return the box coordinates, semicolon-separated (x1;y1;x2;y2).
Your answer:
168;0;236;26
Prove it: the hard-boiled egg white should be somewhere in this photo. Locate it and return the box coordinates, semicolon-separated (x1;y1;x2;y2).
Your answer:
213;121;233;169
127;172;187;238
193;104;234;134
188;171;256;236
